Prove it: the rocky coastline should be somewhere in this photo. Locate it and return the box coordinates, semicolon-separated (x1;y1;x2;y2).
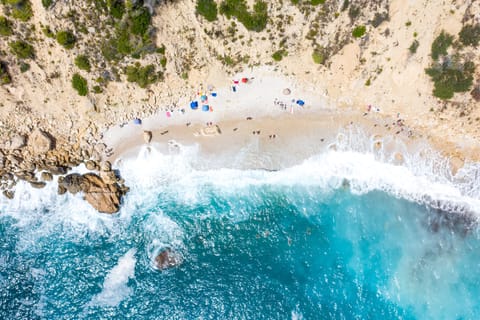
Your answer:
0;125;128;214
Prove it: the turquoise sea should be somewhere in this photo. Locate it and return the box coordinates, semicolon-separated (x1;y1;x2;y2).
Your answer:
1;133;480;319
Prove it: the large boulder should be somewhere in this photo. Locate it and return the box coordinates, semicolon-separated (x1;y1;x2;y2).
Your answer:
82;173;122;214
29;129;55;154
57;173;124;214
154;248;183;270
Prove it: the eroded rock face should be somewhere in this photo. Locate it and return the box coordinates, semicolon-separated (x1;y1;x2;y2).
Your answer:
29;129;55;154
58;172;123;213
154;248;183;270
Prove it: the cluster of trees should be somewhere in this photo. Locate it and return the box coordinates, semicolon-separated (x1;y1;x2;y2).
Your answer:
425;25;479;100
196;0;268;32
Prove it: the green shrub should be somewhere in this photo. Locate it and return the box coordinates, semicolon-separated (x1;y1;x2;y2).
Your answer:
312;50;324;64
272;49;287;61
74;55;91;72
42;0;52;8
311;0;325;5
0;16;13;36
56;30;76;49
19;62;30;72
409;40;419;54
160;57;167;68
196;0;218;22
8;0;33;21
108;0;125;19
459;24;480;47
425;60;474;100
42;26;55;38
125;63;161;88
431;31;453;60
93;85;103;94
9;40;34;59
130;7;151;35
72;73;88;96
0;62;12;85
352;25;366;38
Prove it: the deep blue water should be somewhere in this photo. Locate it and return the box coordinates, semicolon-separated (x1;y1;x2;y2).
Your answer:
1;178;480;319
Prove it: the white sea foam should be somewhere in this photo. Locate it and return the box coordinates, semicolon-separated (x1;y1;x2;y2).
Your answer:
90;248;137;307
113;128;480;217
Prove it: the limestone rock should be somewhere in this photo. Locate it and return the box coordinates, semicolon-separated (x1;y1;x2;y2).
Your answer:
46;164;68;175
82;173;122;214
143;130;152;143
58;173;85;194
41;172;53;181
29;129;55;154
100;161;111;172
154;248;183;270
30;181;46;189
85;160;97;171
7;135;27;150
3;190;14;199
100;170;117;184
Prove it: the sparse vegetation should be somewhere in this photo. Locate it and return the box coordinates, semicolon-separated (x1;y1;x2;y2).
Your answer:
352;25;366;38
459;24;480;47
371;12;389;28
75;55;91;72
409;40;419;54
220;0;268;32
430;31;453;60
0;61;12;85
125;63;162;88
9;40;34;59
7;0;33;21
272;49;287;61
0;16;13;36
196;0;218;22
56;30;76;49
108;0;125;19
19;61;29;72
72;73;88;96
41;0;52;8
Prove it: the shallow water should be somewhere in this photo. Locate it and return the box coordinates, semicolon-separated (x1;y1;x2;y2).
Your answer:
1;140;480;319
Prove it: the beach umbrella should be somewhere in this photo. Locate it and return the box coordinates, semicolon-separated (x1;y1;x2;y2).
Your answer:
211;92;217;97
202;105;209;112
133;118;142;125
190;101;198;110
201;95;208;102
296;99;305;106
241;78;248;83
283;88;291;95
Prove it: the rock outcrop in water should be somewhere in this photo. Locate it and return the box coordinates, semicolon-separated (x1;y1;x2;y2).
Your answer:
155;248;183;270
58;172;125;214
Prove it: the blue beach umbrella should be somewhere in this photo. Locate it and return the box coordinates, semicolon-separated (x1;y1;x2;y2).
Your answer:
202;105;209;112
296;100;305;106
211;92;217;97
190;101;199;110
201;95;208;102
133;118;142;125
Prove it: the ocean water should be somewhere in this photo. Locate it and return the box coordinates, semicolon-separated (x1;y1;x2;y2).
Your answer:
1;133;480;319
